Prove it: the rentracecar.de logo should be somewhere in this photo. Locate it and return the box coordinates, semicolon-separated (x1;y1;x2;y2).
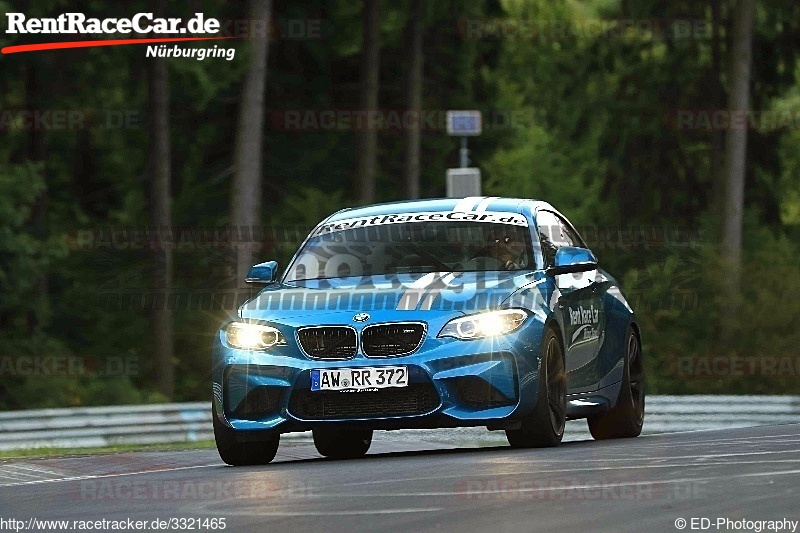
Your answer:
5;12;220;35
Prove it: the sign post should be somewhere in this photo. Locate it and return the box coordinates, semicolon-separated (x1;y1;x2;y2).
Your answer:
446;110;482;196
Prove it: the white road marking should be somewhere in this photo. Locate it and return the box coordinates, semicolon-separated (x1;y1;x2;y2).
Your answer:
0;472;34;481
633;434;800;446
0;464;71;483
326;468;800;498
3;463;66;475
514;449;800;462
0;463;221;488
0;429;796;489
325;458;800;490
0;469;47;480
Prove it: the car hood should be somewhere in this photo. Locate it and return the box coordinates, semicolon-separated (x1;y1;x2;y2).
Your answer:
239;271;541;325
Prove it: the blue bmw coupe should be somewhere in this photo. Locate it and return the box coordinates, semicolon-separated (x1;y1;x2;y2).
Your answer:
212;197;644;465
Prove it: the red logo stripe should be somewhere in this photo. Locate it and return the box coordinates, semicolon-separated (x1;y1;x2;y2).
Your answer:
1;37;234;55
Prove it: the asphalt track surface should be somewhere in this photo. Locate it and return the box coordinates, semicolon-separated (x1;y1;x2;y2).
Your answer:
0;424;798;533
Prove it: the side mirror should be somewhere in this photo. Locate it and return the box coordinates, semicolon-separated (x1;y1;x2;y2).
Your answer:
547;247;598;276
245;261;278;284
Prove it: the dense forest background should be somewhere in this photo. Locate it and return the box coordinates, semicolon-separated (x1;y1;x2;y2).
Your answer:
1;0;799;409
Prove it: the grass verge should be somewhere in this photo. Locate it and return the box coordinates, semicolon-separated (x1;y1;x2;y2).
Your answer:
0;440;216;460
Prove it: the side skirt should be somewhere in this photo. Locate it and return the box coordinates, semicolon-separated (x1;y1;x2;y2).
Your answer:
565;379;622;420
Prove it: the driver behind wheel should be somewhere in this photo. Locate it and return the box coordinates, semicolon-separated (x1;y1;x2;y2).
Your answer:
488;231;526;270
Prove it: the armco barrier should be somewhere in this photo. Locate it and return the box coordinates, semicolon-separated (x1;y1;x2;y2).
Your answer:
0;396;798;451
0;403;211;450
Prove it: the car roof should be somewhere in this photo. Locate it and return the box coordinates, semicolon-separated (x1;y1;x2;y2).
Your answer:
325;197;553;222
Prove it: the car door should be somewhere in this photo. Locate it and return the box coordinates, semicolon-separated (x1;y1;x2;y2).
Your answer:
535;210;604;390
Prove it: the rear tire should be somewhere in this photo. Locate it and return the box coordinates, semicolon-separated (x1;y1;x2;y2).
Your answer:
506;326;566;448
587;325;644;439
213;409;280;466
313;428;373;459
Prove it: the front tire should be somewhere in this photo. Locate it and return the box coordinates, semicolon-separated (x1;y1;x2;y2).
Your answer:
587;325;645;439
313;428;373;459
506;326;566;448
213;410;280;466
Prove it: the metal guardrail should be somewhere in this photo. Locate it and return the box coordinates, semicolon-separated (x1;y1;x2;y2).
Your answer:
0;396;798;451
0;403;211;450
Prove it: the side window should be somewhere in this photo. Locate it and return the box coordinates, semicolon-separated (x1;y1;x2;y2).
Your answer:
536;210;586;267
535;211;563;267
556;216;586;249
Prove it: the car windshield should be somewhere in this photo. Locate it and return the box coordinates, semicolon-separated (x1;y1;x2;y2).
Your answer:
285;220;535;282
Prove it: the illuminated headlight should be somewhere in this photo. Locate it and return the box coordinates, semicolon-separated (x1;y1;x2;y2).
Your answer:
438;309;530;340
225;322;287;350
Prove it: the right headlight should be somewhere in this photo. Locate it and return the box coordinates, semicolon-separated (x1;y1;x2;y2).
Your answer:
224;322;287;350
438;309;530;340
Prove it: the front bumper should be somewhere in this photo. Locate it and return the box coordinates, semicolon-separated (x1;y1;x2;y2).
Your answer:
212;320;545;434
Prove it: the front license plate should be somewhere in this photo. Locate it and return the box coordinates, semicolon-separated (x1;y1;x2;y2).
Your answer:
310;366;408;391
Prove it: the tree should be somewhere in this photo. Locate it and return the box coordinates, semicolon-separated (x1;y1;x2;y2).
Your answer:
24;57;49;335
403;0;424;200
356;0;381;204
709;0;725;216
147;0;174;399
719;0;756;339
231;0;272;285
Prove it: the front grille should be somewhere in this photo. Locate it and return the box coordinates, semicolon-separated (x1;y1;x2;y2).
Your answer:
362;323;425;357
288;383;440;420
297;327;357;359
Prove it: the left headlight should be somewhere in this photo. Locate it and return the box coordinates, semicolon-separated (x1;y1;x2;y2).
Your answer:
224;322;287;350
438;309;530;340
